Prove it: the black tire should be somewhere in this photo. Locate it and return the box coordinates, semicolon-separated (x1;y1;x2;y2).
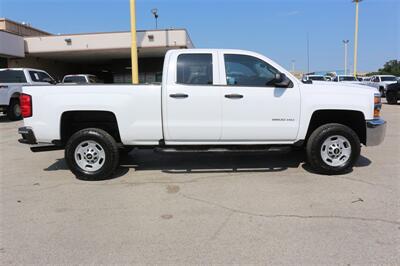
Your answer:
379;87;385;97
386;91;398;104
7;98;22;121
306;123;360;175
65;128;119;180
119;147;134;156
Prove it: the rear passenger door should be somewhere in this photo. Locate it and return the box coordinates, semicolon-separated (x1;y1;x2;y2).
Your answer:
164;52;222;141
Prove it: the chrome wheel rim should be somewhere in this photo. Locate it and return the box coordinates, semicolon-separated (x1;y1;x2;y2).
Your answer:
320;135;352;167
74;140;106;172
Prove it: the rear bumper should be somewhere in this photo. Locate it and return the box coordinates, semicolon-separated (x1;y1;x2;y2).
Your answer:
366;119;386;146
18;126;37;144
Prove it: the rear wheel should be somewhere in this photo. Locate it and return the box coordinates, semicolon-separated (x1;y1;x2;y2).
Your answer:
306;123;360;175
386;91;398;104
65;128;119;180
7;98;22;121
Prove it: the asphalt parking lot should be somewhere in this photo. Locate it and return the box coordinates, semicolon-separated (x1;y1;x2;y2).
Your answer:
1;101;399;265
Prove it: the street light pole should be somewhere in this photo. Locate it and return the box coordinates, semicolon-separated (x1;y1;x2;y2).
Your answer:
307;33;310;73
129;0;139;84
353;0;363;77
343;40;349;75
151;8;159;29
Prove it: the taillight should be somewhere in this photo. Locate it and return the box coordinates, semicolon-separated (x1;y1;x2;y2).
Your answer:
20;93;32;118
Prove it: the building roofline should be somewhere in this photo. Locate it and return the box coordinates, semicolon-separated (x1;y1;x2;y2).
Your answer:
23;28;190;38
0;17;51;36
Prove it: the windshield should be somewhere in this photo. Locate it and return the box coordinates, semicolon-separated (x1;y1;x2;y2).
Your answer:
0;70;27;83
63;76;87;83
309;76;325;81
381;76;396;82
339;76;357;81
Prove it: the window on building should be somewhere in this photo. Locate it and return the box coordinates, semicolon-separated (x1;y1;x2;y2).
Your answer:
224;54;279;87
0;70;27;83
177;54;213;85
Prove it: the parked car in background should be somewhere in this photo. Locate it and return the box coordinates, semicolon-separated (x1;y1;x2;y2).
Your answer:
62;74;100;84
332;75;361;84
385;80;400;104
18;49;385;179
367;75;398;97
0;68;55;120
302;75;327;82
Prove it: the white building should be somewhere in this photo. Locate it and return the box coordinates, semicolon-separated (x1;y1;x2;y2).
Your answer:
0;18;194;83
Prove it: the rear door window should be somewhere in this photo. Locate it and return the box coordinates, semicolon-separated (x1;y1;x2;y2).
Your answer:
177;54;213;85
0;70;27;83
29;71;53;83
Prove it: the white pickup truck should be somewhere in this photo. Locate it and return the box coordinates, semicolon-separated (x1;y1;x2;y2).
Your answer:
367;75;398;96
0;68;56;120
18;49;386;179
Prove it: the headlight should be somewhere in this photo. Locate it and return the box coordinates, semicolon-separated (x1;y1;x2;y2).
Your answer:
374;93;382;118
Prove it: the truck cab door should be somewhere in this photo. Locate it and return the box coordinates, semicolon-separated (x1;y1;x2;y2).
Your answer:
219;52;300;141
163;52;222;142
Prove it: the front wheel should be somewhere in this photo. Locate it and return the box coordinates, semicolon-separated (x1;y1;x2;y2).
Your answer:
65;128;119;180
306;123;360;175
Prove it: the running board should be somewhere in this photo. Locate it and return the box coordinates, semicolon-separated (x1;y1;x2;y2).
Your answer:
154;146;291;153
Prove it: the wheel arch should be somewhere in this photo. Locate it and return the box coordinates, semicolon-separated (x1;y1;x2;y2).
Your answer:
305;109;366;145
9;92;21;103
60;110;121;145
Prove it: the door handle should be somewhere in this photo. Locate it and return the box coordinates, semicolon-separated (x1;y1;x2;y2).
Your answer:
225;93;243;99
169;93;189;99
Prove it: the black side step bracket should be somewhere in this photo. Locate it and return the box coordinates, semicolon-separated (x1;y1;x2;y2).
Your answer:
30;145;64;153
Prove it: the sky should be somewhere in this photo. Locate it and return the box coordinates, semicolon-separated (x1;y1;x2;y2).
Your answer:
0;0;399;72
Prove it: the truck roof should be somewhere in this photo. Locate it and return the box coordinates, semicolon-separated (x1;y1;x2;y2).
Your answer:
170;48;260;54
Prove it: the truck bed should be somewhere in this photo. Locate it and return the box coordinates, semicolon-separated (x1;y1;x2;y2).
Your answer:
22;84;163;145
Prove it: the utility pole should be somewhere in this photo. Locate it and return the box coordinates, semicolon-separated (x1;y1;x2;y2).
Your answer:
291;59;296;72
343;40;349;75
129;0;139;84
353;0;363;77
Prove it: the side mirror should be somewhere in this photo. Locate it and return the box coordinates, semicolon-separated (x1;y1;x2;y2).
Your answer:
274;73;292;87
274;73;284;83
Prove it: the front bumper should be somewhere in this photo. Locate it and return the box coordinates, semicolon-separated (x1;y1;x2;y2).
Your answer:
18;126;37;144
366;119;386;146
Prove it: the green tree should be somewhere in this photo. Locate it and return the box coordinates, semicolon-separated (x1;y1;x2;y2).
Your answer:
368;60;400;76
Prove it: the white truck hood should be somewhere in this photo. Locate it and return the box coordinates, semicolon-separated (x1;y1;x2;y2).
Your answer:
303;80;379;95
